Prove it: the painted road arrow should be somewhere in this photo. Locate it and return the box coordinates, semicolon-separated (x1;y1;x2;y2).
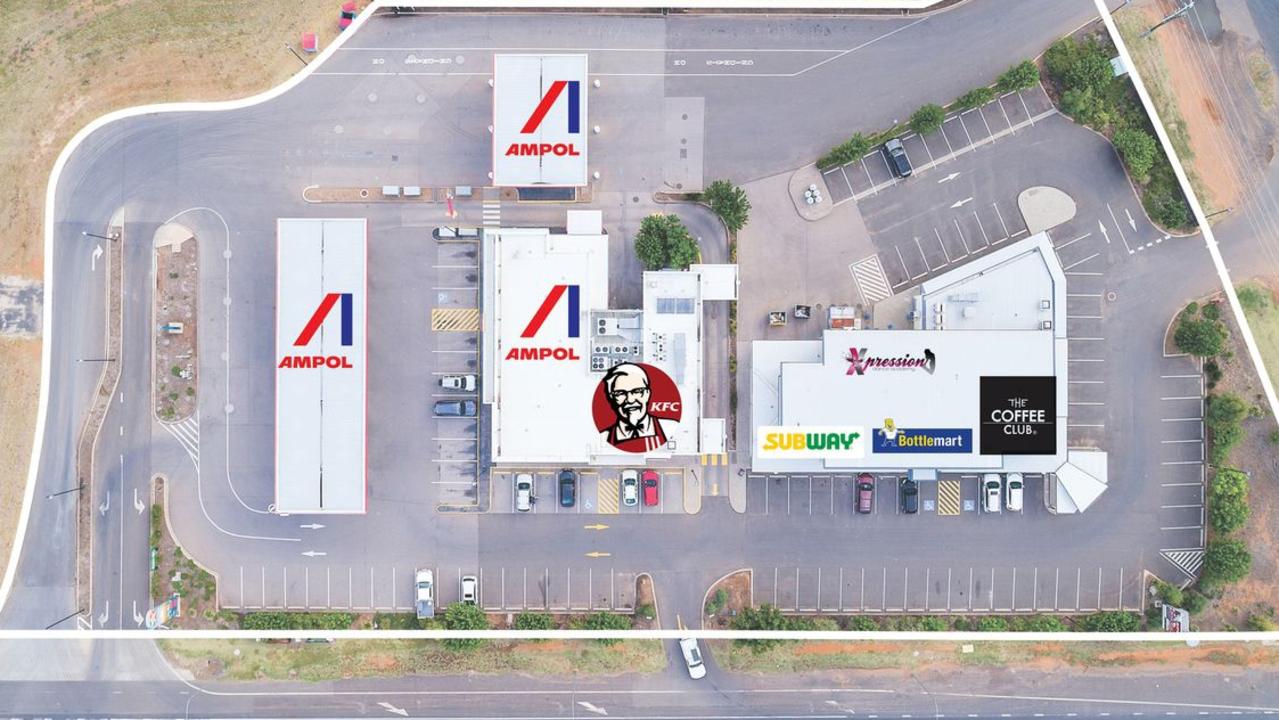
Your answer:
133;487;145;514
577;701;609;716
98;602;109;627
98;490;110;516
937;172;960;184
950;197;974;208
133;600;144;626
91;244;103;271
583;523;609;530
1098;220;1110;244
300;523;325;530
301;550;327;558
377;702;409;717
1125;207;1137;231
585;551;612;558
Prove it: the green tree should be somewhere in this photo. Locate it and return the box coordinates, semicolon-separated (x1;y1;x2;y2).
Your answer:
443;602;488;651
573;611;630;645
1112;128;1158;181
1206;393;1249;465
1060;86;1111;128
1065;48;1115;93
996;60;1040;93
1174;315;1226;357
1200;538;1252;587
956;86;996;111
513;612;555;630
1153;581;1184;608
1209;467;1251;534
1145;189;1192;229
633;213;700;270
1181;589;1208;614
846;615;879;631
976;616;1008;631
1075;611;1141;632
1237;284;1271;313
817;132;873;170
1044;38;1083;81
730;603;789;652
909;103;946;136
702;179;752;234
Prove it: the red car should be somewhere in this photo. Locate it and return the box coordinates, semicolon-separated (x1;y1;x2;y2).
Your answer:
339;2;358;31
856;473;874;514
642;470;660;507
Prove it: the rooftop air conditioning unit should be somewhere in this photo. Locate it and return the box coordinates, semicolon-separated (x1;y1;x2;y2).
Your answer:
1040;320;1053;330
1040;299;1052;310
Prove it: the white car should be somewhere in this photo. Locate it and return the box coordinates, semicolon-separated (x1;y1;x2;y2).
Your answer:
414;569;434;619
679;638;707;679
439;374;476;392
515;473;533;512
621;469;639;507
982;474;1002;514
1005;472;1024;513
461;574;478;604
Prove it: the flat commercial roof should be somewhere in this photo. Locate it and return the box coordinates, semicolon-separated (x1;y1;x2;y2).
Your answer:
493;54;589;187
275;218;367;514
752;234;1069;474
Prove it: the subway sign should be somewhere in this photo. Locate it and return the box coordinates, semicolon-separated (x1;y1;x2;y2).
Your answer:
756;426;865;460
872;427;972;454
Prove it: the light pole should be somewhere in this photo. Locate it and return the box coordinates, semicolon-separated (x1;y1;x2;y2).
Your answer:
1141;1;1195;38
46;483;84;500
81;230;118;242
285;43;308;67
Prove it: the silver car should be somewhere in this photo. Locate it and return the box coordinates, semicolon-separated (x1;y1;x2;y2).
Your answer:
515;473;533;512
982;473;1002;513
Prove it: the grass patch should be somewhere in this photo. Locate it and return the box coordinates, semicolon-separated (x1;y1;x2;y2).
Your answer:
1248;53;1276;110
1239;284;1279;390
160;639;666;681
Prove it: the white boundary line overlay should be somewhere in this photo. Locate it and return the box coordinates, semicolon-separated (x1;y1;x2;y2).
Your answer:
1095;0;1279;419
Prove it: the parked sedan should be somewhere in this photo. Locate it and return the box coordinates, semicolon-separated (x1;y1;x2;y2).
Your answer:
856;473;874;514
460;575;478;604
900;479;919;514
433;399;476;417
621;469;639;507
983;473;1002;513
641;469;660;507
514;473;533;512
1005;472;1024;513
558;469;577;508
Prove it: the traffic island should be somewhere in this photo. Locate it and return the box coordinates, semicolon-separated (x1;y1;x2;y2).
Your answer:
702;569;751;630
153;223;198;422
149;476;233;629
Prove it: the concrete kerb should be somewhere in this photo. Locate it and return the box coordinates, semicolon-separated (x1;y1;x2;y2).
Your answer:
636;571;662;630
156;472;225;615
700;567;751;630
789;165;835;221
0;0;385;615
150;223;198;426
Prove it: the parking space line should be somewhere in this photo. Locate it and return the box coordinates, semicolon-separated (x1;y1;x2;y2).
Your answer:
1018;91;1035;124
1162;374;1201;378
1161;438;1202;444
1061;253;1100;271
952;218;971;253
1161;396;1201;400
973;210;991;246
838;166;855;195
1161;417;1202;422
939;123;955;154
1162;461;1202;466
976;106;995;139
992;203;1011;240
914;236;939;270
1107;203;1133;254
861;159;876;195
1065;271;1103;277
997;94;1016;133
919;133;936;163
1057;233;1091;249
931;227;954;264
955;113;975;147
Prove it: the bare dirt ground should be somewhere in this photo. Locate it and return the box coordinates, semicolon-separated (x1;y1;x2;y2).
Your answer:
1123;0;1277;214
154;233;198;422
1190;284;1279;630
0;0;344;596
703;570;751;630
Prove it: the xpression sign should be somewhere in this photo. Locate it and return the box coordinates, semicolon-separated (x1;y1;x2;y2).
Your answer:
493;54;589;187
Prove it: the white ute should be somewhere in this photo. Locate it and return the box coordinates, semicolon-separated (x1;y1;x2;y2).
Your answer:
679;638;707;679
439;374;476;392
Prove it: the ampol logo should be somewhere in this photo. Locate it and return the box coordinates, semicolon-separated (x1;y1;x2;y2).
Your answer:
504;80;583;158
505;284;582;361
278;292;356;369
592;362;682;453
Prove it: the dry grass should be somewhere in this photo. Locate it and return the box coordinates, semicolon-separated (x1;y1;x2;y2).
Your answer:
160;639;668;681
0;0;344;595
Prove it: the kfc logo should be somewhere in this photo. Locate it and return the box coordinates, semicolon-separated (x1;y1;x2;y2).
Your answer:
591;363;682;453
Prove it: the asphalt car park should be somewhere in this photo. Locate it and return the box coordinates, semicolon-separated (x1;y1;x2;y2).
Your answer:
428;236;483;506
491;469;687;515
477;566;638;613
744;473;1047;520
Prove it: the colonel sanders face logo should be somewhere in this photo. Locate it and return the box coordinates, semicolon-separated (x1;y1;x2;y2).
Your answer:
592;362;682;453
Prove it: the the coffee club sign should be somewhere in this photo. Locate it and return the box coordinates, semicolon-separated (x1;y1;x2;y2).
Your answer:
979;376;1057;455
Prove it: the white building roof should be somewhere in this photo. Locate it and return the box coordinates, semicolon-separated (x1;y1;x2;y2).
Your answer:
492;54;589;187
275;218;366;514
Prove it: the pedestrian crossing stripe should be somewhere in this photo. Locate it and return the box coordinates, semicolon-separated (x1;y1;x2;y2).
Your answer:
1160;548;1204;579
482;201;502;227
849;254;893;305
596;477;619;514
937;479;961;516
431;308;480;332
699;454;728;466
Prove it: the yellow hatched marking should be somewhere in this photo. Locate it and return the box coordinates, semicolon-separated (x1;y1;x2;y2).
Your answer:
937;479;961;516
597;477;619;514
431;308;480;332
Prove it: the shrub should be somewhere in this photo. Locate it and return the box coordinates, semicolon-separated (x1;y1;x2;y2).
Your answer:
1059;86;1111;128
1145;186;1193;229
633;213;699;270
1209;468;1250;534
1248;614;1279;631
1205;360;1223;388
1200;539;1252;587
909;103;946;136
1075;611;1141;632
1044;38;1084;81
1237;284;1271;313
1009;615;1067;632
1206;393;1249;465
705;588;729;616
1182;589;1208;614
702;179;751;234
956;86;996;111
1113;128;1158;181
635;603;656;621
1174;315;1226;357
976;616;1008;632
1202;302;1222;321
443;602;489;651
996;60;1040;93
1064;48;1115;94
846;615;879;631
730;604;789;652
918;616;949;631
810;617;841;632
817;132;873;170
1270;429;1279;445
1154;581;1184;608
513;612;555;630
240;612;354;630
